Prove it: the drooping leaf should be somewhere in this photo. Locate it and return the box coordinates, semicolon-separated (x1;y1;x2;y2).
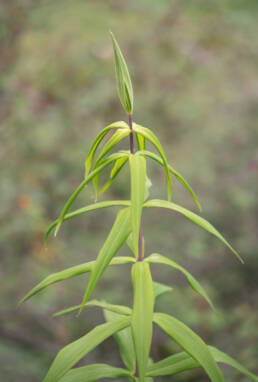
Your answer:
110;32;134;114
58;363;131;382
144;199;242;263
19;256;135;305
146;253;214;310
154;313;224;382
54;152;129;236
136;133;146;151
138;150;201;211
42;317;131;382
133;124;172;201
147;346;258;380
129;154;146;257
79;208;131;312
131;262;154;382
104;310;136;373
53;300;132;318
45;200;131;242
98;156;129;196
153;281;173;301
85;121;128;177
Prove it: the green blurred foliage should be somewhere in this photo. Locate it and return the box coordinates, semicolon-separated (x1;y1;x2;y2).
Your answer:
0;0;257;380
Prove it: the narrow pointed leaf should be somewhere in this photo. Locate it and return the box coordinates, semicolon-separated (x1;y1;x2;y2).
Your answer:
42;317;131;382
131;262;154;381
129;154;146;257
45;200;131;241
146;253;214;310
54;152;129;236
153;282;173;301
104;310;136;373
133;124;172;201
136;133;146;151
144;199;242;263
58;363;131;382
98;156;129;196
154;313;224;382
138;150;201;211
85;121;128;177
147;346;258;380
80;208;131;311
110;32;133;114
53;300;132;318
20;256;135;304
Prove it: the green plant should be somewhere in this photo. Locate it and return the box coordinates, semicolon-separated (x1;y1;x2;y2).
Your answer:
20;32;258;382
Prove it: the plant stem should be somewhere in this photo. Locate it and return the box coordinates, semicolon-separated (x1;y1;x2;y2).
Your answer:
128;113;134;154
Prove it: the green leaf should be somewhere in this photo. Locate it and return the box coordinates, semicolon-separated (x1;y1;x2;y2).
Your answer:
136;133;146;151
138;150;201;211
53;300;132;318
104;310;136;373
45;200;131;242
144;199;243;263
126;233;145;258
79;208;131;312
133;124;172;201
131;262;154;382
54;152;129;236
153;281;173;301
129;154;146;257
98;156;129;196
85;121;128;177
153;313;224;382
146;253;214;310
147;346;258;380
110;32;133;114
19;256;135;305
58;363;131;382
42;317;131;382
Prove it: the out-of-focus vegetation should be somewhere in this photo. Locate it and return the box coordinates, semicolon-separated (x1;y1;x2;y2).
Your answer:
0;0;257;381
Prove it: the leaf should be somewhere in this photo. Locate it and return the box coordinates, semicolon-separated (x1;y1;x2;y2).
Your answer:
104;310;136;373
153;313;224;382
136;133;146;151
146;346;258;381
45;200;131;242
79;208;131;312
98;156;129;196
144;175;152;201
129;154;146;257
42;317;131;382
54;152;129;236
58;363;131;382
53;300;132;318
146;253;214;310
131;262;154;382
19;256;135;305
138;150;201;211
85;121;128;177
110;32;134;114
144;199;243;263
153;282;173;301
133;124;172;201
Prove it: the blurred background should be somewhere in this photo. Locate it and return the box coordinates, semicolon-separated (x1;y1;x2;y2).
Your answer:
1;0;258;380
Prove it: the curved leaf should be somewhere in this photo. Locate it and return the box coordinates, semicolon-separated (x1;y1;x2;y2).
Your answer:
110;32;133;114
43;317;131;382
133;124;172;201
53;300;132;318
131;262;154;381
79;208;131;312
145;253;214;310
58;363;131;382
45;200;131;242
154;313;224;382
104;310;136;373
138;150;201;211
85;121;128;177
54;152;129;236
98;156;129;196
153;282;173;301
129;154;146;257
19;256;135;305
144;199;242;263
